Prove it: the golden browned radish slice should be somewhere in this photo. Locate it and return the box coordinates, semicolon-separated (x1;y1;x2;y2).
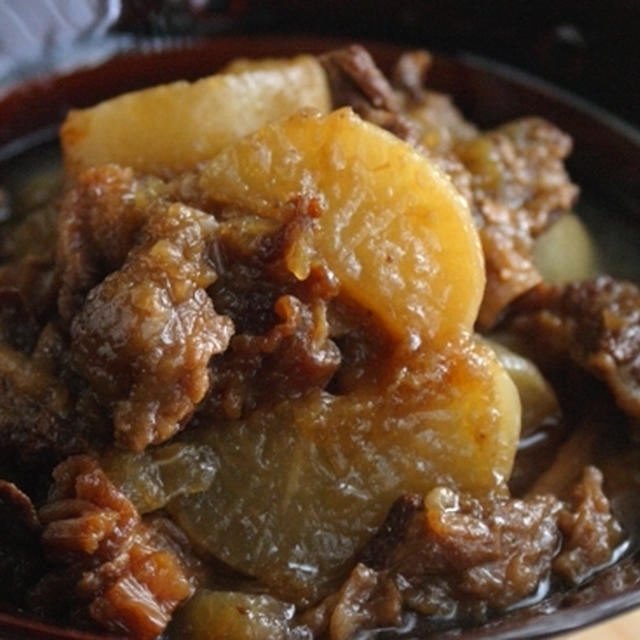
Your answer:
61;55;330;176
198;107;485;348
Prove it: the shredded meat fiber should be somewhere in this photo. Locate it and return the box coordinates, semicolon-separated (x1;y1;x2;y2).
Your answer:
38;456;193;639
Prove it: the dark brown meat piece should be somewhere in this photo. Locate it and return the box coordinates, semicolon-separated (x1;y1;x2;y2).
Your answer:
454;118;578;327
0;288;40;352
205;295;340;419
38;455;193;639
321;45;419;143
378;488;562;620
0;480;43;605
351;492;563;623
56;164;171;321
509;276;640;419
358;493;424;570
392;51;477;154
303;467;624;639
194;204;343;420
0;318;109;497
553;466;623;583
349;474;622;632
392;50;433;102
71;202;234;451
301;564;402;640
0;341;74;466
322;44;400;113
1;199;58;263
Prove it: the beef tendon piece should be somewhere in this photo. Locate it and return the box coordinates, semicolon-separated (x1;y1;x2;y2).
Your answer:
455;118;579;327
509;276;640;419
71;202;234;451
39;455;193;640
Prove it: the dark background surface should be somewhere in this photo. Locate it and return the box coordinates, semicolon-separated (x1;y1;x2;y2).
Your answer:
114;0;640;129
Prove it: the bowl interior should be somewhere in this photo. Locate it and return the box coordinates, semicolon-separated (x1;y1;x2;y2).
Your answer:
1;35;640;640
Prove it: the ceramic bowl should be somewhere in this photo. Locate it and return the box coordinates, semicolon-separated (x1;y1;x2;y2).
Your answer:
1;34;640;640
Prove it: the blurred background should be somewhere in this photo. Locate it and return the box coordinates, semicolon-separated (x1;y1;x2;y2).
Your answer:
1;0;639;128
115;0;640;128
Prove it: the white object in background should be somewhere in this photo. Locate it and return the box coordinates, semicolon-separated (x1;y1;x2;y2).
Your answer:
0;0;121;78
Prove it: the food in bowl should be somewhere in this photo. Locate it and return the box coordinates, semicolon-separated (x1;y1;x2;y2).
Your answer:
0;44;638;639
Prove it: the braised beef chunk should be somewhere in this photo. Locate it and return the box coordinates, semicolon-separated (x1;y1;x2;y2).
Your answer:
509;276;640;419
71;202;234;451
38;456;193;639
358;493;424;571
321;44;400;114
455;118;579;327
350;477;622;628
206;295;340;419
377;489;562;620
321;45;419;143
56;165;170;322
302;564;403;640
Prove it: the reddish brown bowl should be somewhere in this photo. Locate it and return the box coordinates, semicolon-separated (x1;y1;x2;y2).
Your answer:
1;35;640;640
